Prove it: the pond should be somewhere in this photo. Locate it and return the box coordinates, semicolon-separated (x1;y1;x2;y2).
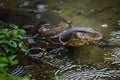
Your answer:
0;0;120;80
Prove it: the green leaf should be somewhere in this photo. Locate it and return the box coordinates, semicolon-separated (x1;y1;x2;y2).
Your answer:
52;75;61;80
3;45;17;53
0;52;6;56
18;42;28;52
0;35;4;39
0;57;8;63
22;76;30;80
10;41;18;48
0;29;8;33
11;25;18;29
21;47;28;53
10;59;19;65
1;39;17;48
8;55;18;65
11;30;17;37
1;40;13;47
0;63;8;68
18;42;23;48
8;55;16;61
0;29;10;38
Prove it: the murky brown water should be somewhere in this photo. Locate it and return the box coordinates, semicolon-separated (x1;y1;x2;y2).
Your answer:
0;0;120;80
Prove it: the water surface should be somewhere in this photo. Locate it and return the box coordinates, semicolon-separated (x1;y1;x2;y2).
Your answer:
0;0;120;80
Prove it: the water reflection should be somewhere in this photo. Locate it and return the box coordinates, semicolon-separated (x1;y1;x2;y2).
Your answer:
101;23;108;28
37;4;47;12
19;1;30;7
73;46;105;64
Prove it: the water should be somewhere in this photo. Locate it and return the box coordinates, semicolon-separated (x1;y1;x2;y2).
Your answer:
0;0;120;80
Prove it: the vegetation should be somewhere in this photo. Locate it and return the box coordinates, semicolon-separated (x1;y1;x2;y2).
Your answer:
0;21;61;80
52;75;61;80
0;21;29;80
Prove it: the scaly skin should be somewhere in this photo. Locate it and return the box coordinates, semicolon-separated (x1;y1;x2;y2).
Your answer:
48;27;103;46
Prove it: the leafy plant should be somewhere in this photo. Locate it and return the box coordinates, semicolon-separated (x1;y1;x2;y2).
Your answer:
0;24;28;67
52;75;61;80
0;25;27;54
0;21;29;80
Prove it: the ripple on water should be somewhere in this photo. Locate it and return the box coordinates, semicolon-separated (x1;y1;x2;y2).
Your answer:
10;65;32;77
111;48;120;65
117;20;120;26
59;68;120;80
26;47;46;58
109;31;120;45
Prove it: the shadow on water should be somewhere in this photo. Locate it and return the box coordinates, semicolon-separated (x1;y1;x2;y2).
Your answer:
0;0;120;80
